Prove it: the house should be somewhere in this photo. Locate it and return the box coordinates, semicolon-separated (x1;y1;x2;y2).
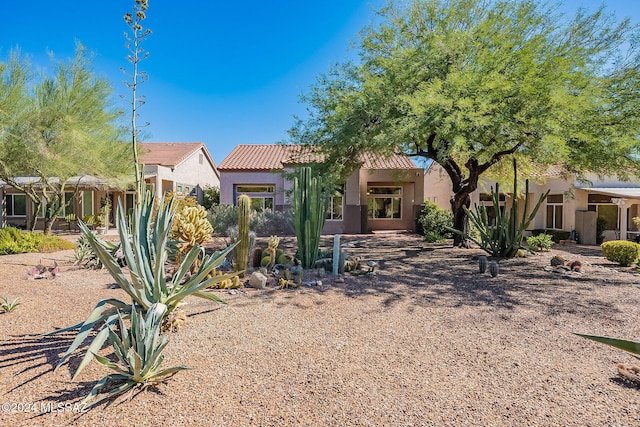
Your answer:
0;142;219;230
217;144;425;234
424;161;640;244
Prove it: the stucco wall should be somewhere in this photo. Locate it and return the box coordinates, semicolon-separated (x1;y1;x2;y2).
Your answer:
219;171;287;208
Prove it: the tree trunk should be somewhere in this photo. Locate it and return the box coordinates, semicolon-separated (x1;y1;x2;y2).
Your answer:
43;217;54;235
451;191;471;248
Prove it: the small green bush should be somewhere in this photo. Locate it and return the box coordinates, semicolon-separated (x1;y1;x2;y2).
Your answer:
601;240;640;266
526;233;554;251
0;227;75;255
416;201;452;242
531;229;571;243
208;205;294;237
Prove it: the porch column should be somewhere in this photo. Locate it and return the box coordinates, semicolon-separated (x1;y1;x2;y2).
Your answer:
613;198;630;240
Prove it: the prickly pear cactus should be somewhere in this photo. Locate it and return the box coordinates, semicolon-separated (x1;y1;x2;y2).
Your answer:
488;260;499;277
478;255;488;273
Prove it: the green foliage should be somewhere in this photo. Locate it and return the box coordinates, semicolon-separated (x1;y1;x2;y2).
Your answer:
47;192;237;379
0;46;132;234
289;0;640;242
531;229;571;243
208;205;294;237
292;167;328;269
601;240;640;267
0;227;74;254
416;201;452;242
596;217;607;245
574;333;640;361
526;233;554;252
0;296;21;313
202;186;220;210
74;234;123;269
81;303;188;408
236;195;251;273
450;160;549;258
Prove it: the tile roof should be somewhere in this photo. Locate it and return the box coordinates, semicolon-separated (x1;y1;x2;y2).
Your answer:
218;144;417;170
140;142;207;167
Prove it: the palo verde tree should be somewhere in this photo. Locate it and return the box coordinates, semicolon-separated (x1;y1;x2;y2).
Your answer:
289;0;640;246
0;45;132;234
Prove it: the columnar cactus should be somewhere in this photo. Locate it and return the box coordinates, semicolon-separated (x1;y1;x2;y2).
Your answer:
489;260;499;277
292;167;328;269
236;194;251;273
478;255;488;273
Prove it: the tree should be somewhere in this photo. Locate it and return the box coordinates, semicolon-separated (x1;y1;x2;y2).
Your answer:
290;0;640;246
0;45;132;234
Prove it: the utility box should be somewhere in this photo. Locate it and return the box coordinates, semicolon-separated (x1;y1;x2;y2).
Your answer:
575;210;598;245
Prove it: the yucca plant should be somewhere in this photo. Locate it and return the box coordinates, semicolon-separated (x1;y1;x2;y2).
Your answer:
81;303;188;408
0;296;21;313
46;191;237;379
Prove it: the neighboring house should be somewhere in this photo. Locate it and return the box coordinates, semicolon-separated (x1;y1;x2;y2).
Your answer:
424;162;640;244
0;142;219;230
218;144;425;234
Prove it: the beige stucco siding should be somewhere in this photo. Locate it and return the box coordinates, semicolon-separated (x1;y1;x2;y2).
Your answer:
219;171;286;208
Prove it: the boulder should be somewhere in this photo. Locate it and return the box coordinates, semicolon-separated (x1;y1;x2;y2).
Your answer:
249;271;267;289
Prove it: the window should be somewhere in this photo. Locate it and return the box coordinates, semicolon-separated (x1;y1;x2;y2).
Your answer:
367;186;402;219
588;194;618;230
199;153;204;165
478;193;506;225
546;194;563;229
235;185;275;212
5;194;26;216
326;190;343;221
82;191;94;217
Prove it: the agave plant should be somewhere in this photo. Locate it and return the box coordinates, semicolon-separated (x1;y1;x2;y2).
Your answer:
0;296;21;313
46;192;237;379
81;303;188;408
574;333;640;359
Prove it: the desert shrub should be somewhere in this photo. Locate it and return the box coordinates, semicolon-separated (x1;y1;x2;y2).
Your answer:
416;201;452;242
202;186;220;210
531;229;571;243
526;233;554;251
252;209;294;236
38;235;76;252
208;205;294;237
208;205;239;236
0;227;73;254
601;240;640;266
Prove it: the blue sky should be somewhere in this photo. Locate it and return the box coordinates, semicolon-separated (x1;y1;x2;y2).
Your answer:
1;1;638;165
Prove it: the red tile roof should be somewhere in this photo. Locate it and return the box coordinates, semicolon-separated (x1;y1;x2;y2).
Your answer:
218;144;417;170
140;142;207;167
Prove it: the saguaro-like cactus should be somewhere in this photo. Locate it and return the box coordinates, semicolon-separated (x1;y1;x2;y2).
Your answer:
236;194;251;273
292;167;328;269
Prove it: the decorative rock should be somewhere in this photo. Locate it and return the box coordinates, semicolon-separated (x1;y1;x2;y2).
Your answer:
335;276;345;283
249;271;267;289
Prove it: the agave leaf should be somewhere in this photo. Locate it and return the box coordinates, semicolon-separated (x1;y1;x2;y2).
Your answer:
152;366;190;379
82;377;137;409
171;244;204;287
192;290;226;304
53;300;125;371
574;333;640;360
78;221;137;299
92;352;127;373
165;272;238;306
72;322;116;380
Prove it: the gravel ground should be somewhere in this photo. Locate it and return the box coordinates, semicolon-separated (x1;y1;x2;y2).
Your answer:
2;233;640;426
